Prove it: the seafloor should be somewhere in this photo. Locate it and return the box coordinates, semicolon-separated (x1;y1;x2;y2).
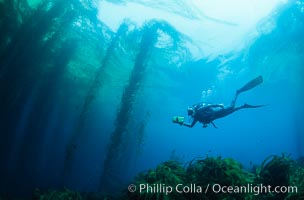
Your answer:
1;154;303;200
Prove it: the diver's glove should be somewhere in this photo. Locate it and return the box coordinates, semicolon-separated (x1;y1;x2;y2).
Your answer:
172;116;185;125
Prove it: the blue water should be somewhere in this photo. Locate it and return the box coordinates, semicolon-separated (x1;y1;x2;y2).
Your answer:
0;0;303;198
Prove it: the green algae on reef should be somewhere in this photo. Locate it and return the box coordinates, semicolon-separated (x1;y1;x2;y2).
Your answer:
0;154;303;200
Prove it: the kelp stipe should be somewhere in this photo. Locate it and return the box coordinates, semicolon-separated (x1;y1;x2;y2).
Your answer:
13;39;78;186
100;21;160;192
63;21;130;176
100;20;191;192
0;0;79;190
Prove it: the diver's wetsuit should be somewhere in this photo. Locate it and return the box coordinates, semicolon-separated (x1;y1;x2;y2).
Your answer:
182;76;264;128
183;94;262;128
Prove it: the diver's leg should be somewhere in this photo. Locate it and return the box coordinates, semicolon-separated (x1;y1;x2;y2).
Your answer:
242;103;265;108
231;76;263;107
211;103;265;122
236;76;263;95
232;76;263;107
230;93;239;108
233;103;265;112
211;121;218;128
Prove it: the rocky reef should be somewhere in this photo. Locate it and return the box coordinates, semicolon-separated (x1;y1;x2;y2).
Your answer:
2;154;302;200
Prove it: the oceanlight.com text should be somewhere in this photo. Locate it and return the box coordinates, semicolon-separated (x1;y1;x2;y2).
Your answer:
212;183;297;195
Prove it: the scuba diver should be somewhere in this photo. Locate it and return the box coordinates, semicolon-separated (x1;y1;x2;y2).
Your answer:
172;75;265;128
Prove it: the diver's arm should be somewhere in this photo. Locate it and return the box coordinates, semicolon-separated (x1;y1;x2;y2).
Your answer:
183;119;197;128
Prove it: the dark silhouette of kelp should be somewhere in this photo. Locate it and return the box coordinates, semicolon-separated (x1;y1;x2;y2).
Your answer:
255;154;295;199
0;0;21;55
135;111;151;156
63;21;129;176
0;0;101;194
0;1;79;191
100;21;160;192
100;20;188;192
0;0;72;154
12;39;78;190
0;0;190;195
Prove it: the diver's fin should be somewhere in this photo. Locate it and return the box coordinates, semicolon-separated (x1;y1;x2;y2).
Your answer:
236;75;263;95
211;121;218;128
243;103;266;108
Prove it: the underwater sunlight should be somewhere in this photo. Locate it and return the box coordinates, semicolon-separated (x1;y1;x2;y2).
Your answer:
0;0;303;199
98;0;288;59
